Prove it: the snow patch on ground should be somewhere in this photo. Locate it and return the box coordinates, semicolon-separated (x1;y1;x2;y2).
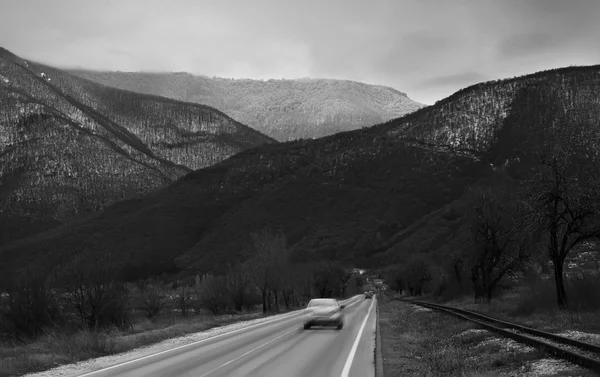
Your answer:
511;358;586;377
22;311;302;377
411;305;432;313
453;328;489;338
474;336;537;353
556;330;600;344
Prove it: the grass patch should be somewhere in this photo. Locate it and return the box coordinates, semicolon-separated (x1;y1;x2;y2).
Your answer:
0;310;277;377
378;294;547;376
439;277;600;337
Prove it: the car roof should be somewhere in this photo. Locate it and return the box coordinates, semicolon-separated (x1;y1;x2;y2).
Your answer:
308;298;337;304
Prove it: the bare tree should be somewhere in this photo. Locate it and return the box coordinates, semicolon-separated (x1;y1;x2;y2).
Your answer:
294;264;315;306
176;280;194;317
65;255;131;330
312;261;347;298
466;187;534;302
0;267;62;340
268;244;292;312
449;251;466;291
139;284;164;321
249;228;286;313
406;257;431;296
225;263;250;312
382;265;405;294
338;269;354;297
197;274;228;315
524;148;600;308
279;260;301;310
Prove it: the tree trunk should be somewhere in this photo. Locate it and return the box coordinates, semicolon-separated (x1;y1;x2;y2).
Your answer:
485;286;493;303
437;284;445;297
453;263;462;289
234;295;243;312
261;289;267;314
267;291;272;312
273;290;280;312
283;289;291;309
553;258;568;309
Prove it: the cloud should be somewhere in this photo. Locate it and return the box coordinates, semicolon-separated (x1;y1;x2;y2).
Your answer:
1;0;599;106
496;33;567;60
418;72;489;89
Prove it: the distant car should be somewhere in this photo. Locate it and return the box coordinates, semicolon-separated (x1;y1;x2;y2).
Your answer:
303;298;345;330
364;291;375;299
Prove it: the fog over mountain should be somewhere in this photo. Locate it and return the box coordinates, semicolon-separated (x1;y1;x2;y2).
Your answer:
68;70;424;141
2;0;599;105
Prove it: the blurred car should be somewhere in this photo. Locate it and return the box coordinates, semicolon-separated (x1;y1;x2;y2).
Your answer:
364;291;374;299
303;298;345;330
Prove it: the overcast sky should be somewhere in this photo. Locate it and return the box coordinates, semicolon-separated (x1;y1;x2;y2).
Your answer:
1;0;599;105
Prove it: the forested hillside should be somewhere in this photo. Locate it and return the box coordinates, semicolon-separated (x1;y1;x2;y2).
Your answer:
68;71;424;141
380;65;600;160
0;47;275;246
2;63;600;285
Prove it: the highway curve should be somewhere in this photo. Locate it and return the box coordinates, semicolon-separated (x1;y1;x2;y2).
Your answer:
76;295;377;377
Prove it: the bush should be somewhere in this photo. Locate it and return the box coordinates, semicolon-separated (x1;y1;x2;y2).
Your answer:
139;285;164;320
0;272;63;341
196;275;228;315
63;257;132;331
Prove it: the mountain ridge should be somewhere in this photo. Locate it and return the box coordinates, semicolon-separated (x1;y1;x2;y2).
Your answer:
67;69;425;141
3;63;600;284
0;47;275;247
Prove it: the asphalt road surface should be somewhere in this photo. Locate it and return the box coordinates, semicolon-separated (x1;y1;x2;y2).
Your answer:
77;295;377;377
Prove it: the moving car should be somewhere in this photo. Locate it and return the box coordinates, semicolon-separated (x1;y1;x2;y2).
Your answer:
303;298;345;330
364;291;374;299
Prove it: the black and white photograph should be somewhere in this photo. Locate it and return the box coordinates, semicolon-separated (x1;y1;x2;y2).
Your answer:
1;0;600;376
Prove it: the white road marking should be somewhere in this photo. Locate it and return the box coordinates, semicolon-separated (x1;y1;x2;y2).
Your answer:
76;311;302;377
197;327;299;377
75;295;361;377
340;297;376;377
343;297;363;310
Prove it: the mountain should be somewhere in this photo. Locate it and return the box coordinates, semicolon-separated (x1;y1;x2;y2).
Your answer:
67;70;425;141
2;64;599;283
0;47;275;246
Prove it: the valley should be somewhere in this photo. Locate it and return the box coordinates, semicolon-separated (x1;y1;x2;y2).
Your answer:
1;47;600;377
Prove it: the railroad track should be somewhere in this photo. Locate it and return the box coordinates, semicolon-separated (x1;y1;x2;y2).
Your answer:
383;292;600;373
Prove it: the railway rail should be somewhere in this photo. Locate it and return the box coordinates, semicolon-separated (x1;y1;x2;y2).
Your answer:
383;292;600;373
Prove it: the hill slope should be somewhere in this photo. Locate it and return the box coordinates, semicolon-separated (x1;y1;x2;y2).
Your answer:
67;71;425;141
0;47;275;246
2;64;599;282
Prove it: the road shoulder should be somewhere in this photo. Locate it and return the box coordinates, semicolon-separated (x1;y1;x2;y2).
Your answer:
374;297;384;377
378;296;421;376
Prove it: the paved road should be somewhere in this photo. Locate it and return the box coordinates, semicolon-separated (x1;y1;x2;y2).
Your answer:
78;295;377;377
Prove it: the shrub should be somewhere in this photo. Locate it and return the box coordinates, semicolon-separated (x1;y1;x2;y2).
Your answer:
0;271;63;341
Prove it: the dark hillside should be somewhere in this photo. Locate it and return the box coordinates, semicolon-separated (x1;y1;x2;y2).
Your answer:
0;125;488;282
377;65;600;160
2;64;600;282
0;48;274;246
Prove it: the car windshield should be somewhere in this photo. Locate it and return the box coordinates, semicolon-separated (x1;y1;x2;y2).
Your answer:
307;300;337;308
